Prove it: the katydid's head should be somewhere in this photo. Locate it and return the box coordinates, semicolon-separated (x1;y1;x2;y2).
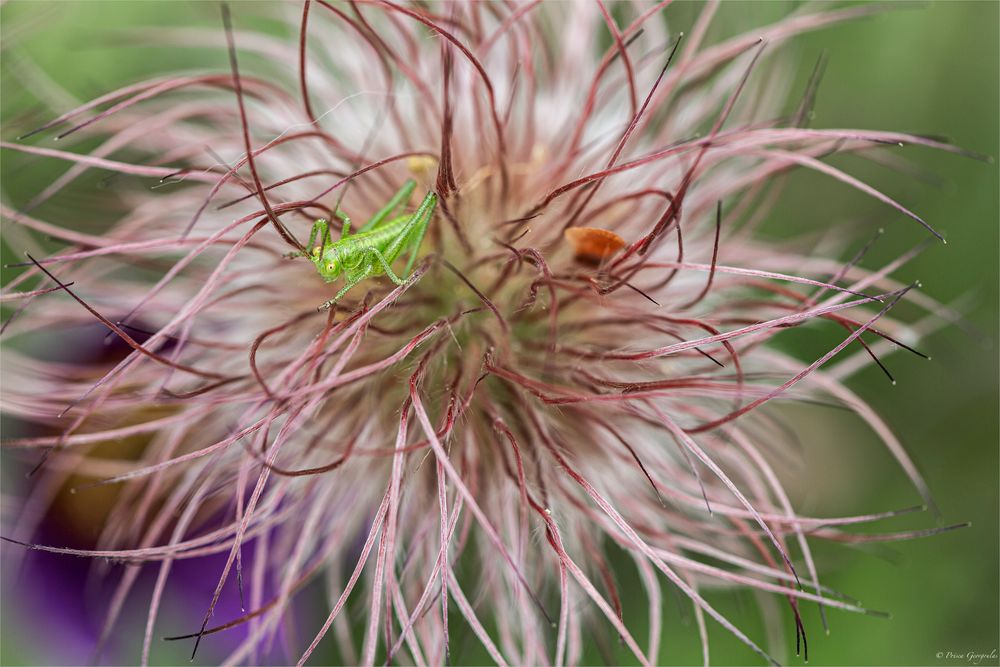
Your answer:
314;247;343;281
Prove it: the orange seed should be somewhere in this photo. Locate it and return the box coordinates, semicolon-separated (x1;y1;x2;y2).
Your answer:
564;226;627;264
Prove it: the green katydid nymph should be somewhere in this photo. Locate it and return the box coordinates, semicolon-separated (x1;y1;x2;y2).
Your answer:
297;179;438;310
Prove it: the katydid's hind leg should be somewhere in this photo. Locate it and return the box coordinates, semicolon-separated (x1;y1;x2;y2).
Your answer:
379;191;437;278
401;192;437;277
383;192;437;267
359;179;417;233
367;247;407;285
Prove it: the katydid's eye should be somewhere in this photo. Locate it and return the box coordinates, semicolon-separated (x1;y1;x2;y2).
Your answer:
326;264;334;271
564;227;626;264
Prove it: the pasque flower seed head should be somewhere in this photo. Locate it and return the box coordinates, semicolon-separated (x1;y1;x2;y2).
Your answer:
1;2;976;665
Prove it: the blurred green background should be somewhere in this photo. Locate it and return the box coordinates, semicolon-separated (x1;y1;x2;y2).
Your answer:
1;1;997;666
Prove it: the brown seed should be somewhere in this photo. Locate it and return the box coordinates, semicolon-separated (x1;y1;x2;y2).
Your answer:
564;227;627;264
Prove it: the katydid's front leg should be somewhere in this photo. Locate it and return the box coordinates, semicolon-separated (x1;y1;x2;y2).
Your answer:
335;210;352;240
306;219;330;256
318;276;362;311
